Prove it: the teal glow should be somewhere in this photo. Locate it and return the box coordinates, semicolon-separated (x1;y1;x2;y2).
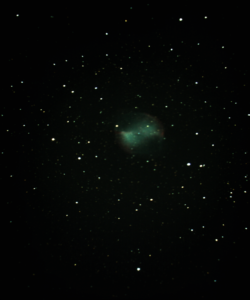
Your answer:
121;122;158;148
114;112;164;157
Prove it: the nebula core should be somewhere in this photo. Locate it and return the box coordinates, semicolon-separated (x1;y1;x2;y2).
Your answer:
114;111;165;157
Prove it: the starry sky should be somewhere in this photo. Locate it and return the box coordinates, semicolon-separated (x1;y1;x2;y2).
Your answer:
5;5;249;298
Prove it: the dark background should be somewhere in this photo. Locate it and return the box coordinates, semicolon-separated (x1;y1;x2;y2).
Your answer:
4;4;249;298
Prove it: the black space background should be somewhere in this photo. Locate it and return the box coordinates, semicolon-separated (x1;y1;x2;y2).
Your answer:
4;4;249;299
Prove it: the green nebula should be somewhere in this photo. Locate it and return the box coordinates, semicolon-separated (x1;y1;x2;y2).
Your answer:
121;123;158;147
115;112;164;157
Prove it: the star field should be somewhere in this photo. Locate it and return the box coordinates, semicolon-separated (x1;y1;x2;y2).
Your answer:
5;5;249;298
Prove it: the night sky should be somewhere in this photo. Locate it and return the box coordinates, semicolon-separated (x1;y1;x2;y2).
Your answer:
5;5;249;298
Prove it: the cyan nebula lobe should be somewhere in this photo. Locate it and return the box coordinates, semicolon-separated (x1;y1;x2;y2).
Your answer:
121;122;158;146
115;112;164;156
